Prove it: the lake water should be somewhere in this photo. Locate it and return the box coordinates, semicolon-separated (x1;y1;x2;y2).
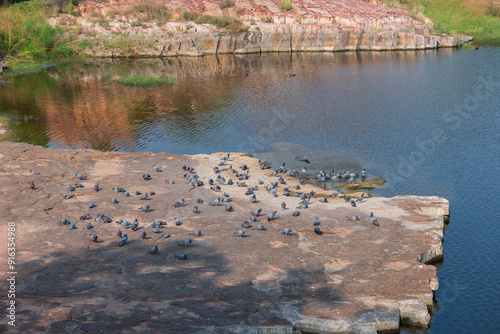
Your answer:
1;48;499;332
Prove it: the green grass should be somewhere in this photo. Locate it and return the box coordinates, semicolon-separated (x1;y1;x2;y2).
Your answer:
399;0;500;44
219;0;235;10
191;14;248;32
112;75;175;87
281;0;293;11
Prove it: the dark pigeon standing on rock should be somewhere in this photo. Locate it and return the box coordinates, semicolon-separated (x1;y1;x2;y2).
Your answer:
256;225;266;230
116;230;122;238
142;173;152;180
68;184;75;192
292;211;300;217
75;173;87;180
234;229;245;238
356;192;365;203
191;206;199;214
91;233;98;243
314;227;322;235
140;230;147;240
139;205;150;212
94;183;100;192
361;169;367;180
280;228;292;236
312;217;320;226
29;169;40;175
174;199;185;207
87;223;94;229
89;201;96;209
174;218;182;226
178;239;193;247
346;215;360;221
370;212;380;227
29;181;35;190
131;219;139;231
175;254;188;260
225;204;234;212
267;211;277;222
147;245;159;254
189;231;202;237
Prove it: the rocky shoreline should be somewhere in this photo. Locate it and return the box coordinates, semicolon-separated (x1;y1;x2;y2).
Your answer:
54;0;473;58
0;142;449;333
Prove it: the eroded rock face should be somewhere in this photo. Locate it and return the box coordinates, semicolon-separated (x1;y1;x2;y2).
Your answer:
0;143;449;333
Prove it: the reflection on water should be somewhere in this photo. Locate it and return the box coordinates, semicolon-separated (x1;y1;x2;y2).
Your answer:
1;48;499;334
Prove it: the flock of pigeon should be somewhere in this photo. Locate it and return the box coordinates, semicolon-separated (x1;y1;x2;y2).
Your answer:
28;154;379;260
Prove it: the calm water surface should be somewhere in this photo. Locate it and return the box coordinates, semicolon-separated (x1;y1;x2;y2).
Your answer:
1;48;499;333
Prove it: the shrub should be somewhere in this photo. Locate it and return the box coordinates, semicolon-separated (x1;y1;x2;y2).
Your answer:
265;16;274;23
281;0;292;11
182;11;197;21
219;0;235;10
130;2;171;25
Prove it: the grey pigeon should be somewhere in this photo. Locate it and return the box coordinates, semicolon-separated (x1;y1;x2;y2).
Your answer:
111;198;119;204
131;219;139;231
296;203;309;209
142;173;152;180
361;169;367;180
119;234;128;247
250;216;258;222
209;197;221;206
225;204;233;212
75;173;87;180
165;180;175;184
197;198;204;203
89;201;96;209
124;191;130;197
113;186;125;192
149;190;155;195
240;164;248;170
150;225;160;233
64;194;74;199
256;225;266;230
116;230;122;238
160;232;170;238
140;231;147;240
147;245;159;254
191;206;199;214
68;184;75;192
292;211;300;217
234;229;245;238
227;179;233;185
189;231;202;237
295;156;310;163
174;218;182;226
139;205;150;212
241;221;251;228
174;254;188;260
91;233;98;243
320;198;328;203
267;211;277;222
178;239;193;247
331;189;340;197
140;193;148;200
343;194;351;202
222;197;232;203
77;183;84;188
312;217;320;225
120;220;130;228
250;195;257;203
280;228;292;236
294;185;301;190
134;190;141;195
356;192;365;203
94;183;100;191
350;200;356;207
29;169;40;175
69;224;76;229
30;181;35;190
174;199;185;207
154;220;166;226
237;182;247;187
86;223;94;229
61;218;70;225
80;214;91;220
346;215;360;221
281;201;287;209
251;208;262;217
258;179;264;184
370;212;380;227
314;227;322;235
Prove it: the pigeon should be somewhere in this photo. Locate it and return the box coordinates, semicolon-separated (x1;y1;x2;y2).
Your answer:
142;173;152;180
280;228;292;236
174;199;185;207
75;173;87;180
61;218;70;225
227;179;233;185
234;229;245;238
240;164;248;170
278;176;286;185
250;216;258;222
283;190;290;196
292;211;300;217
64;194;74;199
29;181;35;190
86;223;94;229
356;192;365;203
89;201;96;209
140;193;148;200
68;184;75;192
269;188;277;197
111;198;119;204
118;234;128;247
80;214;91;220
251;208;262;217
140;231;147;240
222;197;232;203
294;185;301;190
225;204;234;212
174;254;188;260
343;194;351;202
116;230;122;238
29;169;40;175
314;227;322;235
124;191;130;197
370;212;380;227
295;156;310;163
174;218;182;226
241;221;252;228
319;198;328;203
139;205;150;212
312;217;320;225
154;220;166;226
95;214;112;224
250;195;257;203
256;225;267;230
150;225;160;233
267;211;277;222
191;206;199;214
296;203;309;209
134;190;141;195
160;232;170;238
346;215;360;221
237;182;247;187
91;233;98;243
77;183;84;188
113;186;124;192
165;180;175;184
209;198;221;206
147;245;159;254
197;198;204;203
331;189;340;197
69;224;76;229
152;164;162;172
281;201;287;210
361;169;367;180
178;239;193;247
131;219;139;231
189;231;202;237
120;220;131;228
301;166;307;175
350;200;357;207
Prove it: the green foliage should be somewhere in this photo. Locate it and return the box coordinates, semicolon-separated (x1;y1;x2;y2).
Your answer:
281;0;292;11
128;2;171;25
265;16;274;23
193;14;248;32
219;0;235;10
182;11;197;21
112;75;175;87
0;0;80;61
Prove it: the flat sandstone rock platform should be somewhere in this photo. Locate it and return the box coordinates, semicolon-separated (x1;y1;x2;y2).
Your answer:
0;143;449;333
